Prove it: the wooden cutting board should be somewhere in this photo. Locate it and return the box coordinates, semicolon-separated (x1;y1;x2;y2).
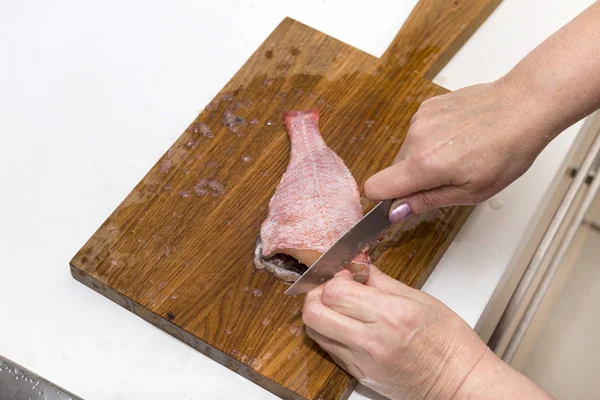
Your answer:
70;1;501;399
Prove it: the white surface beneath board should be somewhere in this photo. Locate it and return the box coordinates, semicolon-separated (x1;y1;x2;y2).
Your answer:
0;0;594;399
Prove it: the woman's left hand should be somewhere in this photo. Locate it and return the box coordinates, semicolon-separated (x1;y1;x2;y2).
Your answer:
302;266;493;400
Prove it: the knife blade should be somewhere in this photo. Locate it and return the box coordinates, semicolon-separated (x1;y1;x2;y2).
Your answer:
284;199;394;296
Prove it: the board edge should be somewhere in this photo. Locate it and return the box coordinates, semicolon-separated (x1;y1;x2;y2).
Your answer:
68;262;309;400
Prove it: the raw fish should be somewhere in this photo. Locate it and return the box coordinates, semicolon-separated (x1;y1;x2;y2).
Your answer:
255;109;372;283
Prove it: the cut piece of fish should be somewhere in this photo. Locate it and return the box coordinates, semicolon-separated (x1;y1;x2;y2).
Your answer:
255;109;372;283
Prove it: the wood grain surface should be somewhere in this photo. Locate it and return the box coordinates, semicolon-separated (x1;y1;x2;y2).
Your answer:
70;1;502;399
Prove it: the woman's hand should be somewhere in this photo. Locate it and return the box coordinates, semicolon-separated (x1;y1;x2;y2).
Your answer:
302;267;553;400
369;0;600;218
302;267;492;399
364;77;551;218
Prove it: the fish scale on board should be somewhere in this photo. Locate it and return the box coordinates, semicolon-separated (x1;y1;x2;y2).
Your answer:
70;1;502;399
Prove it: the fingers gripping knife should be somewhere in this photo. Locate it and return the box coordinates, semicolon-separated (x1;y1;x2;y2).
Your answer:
284;199;412;295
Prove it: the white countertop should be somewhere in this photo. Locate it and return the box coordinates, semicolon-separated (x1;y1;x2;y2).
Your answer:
0;0;594;399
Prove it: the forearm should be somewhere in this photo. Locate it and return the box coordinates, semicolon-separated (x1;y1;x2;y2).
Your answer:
502;1;600;148
454;351;553;400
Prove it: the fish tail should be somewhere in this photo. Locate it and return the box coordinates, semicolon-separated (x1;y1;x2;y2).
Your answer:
283;109;319;133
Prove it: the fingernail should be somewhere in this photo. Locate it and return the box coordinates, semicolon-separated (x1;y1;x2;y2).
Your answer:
390;202;412;224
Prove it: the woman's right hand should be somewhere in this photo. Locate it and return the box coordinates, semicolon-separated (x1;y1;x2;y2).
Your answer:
364;76;553;220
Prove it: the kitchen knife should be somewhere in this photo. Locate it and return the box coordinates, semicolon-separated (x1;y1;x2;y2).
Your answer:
284;199;397;296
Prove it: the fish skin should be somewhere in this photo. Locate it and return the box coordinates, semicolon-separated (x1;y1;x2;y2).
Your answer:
259;109;371;283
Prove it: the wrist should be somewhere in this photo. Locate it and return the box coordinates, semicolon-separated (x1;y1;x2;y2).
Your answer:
452;349;554;400
452;349;506;400
493;72;560;154
424;323;497;400
494;65;571;156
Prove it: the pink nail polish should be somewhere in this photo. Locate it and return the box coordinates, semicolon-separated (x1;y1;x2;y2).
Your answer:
390;203;412;224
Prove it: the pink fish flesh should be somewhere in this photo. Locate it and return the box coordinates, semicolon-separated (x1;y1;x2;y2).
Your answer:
254;109;372;283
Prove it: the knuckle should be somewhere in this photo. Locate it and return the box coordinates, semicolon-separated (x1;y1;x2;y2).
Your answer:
321;280;345;305
415;192;436;212
417;100;427;110
409;112;420;126
408;112;419;126
304;290;321;307
425;94;444;103
390;301;422;331
362;338;386;360
410;109;429;127
449;166;472;187
304;326;317;340
409;117;428;134
462;177;493;204
301;303;322;326
376;297;402;326
419;96;438;109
